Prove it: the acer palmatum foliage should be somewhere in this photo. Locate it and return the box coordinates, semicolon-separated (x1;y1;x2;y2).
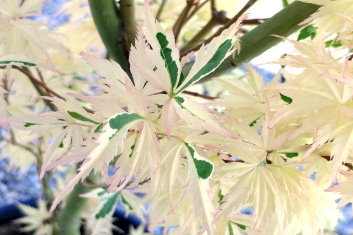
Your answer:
2;0;353;234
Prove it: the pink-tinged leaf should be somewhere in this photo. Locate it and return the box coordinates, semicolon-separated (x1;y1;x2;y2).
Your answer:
176;14;246;93
186;144;215;235
142;0;181;92
108;121;159;192
174;96;236;139
80;52;127;86
50;113;143;211
129;26;159;92
161;98;178;137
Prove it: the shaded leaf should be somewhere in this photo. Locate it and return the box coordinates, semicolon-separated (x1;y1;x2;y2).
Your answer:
67;111;100;125
280;93;293;104
95;193;119;219
185;143;213;179
156;32;179;89
297;24;317;41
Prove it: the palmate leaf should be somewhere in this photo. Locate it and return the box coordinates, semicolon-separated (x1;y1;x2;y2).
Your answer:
156;32;179;89
175;15;245;94
185;143;213;179
50;112;143;211
185;143;215;235
176;40;233;93
174;96;235;139
95;193;119;219
143;1;181;93
67;111;101;125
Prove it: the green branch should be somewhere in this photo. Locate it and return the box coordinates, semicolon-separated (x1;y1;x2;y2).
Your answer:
182;1;320;81
120;0;137;47
88;0;129;72
57;173;101;235
57;183;90;235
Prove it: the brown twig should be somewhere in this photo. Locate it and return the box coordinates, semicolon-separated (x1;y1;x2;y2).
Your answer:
243;18;267;25
172;0;197;42
156;0;168;20
15;66;65;100
182;0;258;56
182;90;217;100
185;0;209;21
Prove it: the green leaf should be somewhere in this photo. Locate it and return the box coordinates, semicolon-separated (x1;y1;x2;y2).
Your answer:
177;72;186;87
325;40;342;48
174;96;185;105
235;223;246;230
24;122;37;127
177;39;233;93
280;93;292;104
278;152;299;158
95;193;119;219
109;113;143;130
58;141;64;148
297;24;317;41
0;60;36;66
185;143;213;179
156;32;179;89
249;116;262;127
128;136;138;158
120;194;133;210
228;222;234;235
94;123;104;133
97;190;107;196
218;189;224;204
67;111;100;125
229;221;247;230
282;0;289;7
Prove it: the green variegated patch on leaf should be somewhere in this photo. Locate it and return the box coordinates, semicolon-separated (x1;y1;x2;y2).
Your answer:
174;96;185;106
24;122;38;127
95;193;119;219
278;152;299;158
177;39;233;93
185;143;213;179
109;113;143;130
280;93;292;104
297;24;317;41
67;111;100;125
156;32;179;90
0;60;36;66
94;123;104;133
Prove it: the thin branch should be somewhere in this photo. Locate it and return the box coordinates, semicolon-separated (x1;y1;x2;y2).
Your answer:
180;9;227;54
15;66;65;100
243;18;267;25
185;0;209;21
210;0;216;11
172;0;196;42
182;0;258;56
120;0;137;47
0;65;62;111
182;90;217;100
156;0;168;21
